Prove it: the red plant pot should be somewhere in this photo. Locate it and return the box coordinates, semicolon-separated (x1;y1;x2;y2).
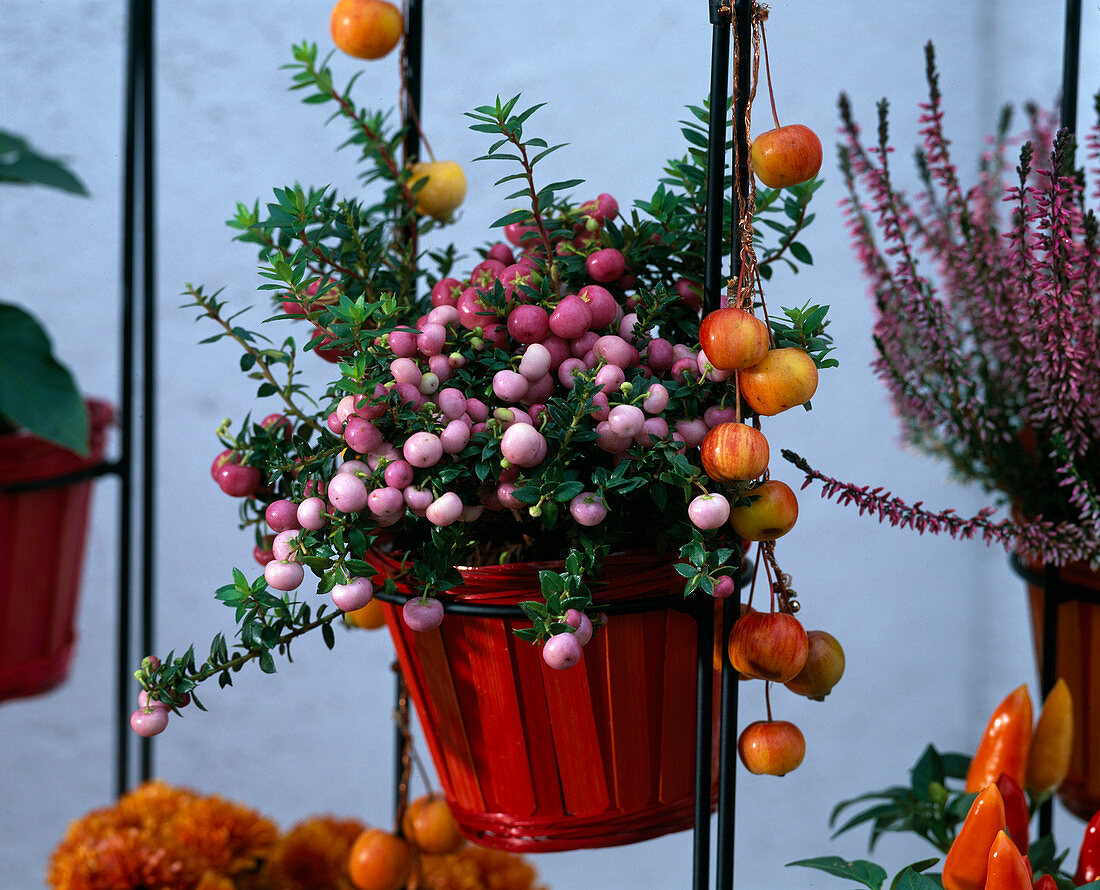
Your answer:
1023;558;1100;820
374;549;721;852
0;400;112;703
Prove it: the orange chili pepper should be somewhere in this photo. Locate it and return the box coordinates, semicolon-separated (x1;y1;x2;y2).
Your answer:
1025;678;1073;794
996;771;1030;854
985;829;1033;890
942;783;1007;890
965;684;1033;793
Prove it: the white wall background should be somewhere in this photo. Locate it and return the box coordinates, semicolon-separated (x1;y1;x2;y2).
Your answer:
2;1;1098;888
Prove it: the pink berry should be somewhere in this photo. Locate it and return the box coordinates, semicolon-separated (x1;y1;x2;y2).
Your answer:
487;242;515;265
327;472;369;513
426;491;463;526
542;632;583;670
297;497;327;530
383;459;415;489
493;369;530;402
646;338;674;372
431;277;462;307
130;706;169;737
272;529;301;562
563;609;594;647
594;363;626;393
344;417;384;454
388;328;419;357
505;304;548;344
403;485;434;512
265;559;305;591
403;431;443;468
557;357;586;389
437;387;467;420
214;459;262;498
390;357;423;387
569;491;608;526
368;486;405;520
500;424;547;468
608;404;644;438
593;334;634;369
518;343;552;381
688;492;732;529
578;285;618;329
403;597;445;632
643;383;670;414
331;576;374;611
440;419;471;454
713;576;737;599
675;418;709;447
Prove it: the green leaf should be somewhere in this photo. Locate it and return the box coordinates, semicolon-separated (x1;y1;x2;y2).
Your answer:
0;303;89;454
888;862;942;890
910;745;945;800
258;650;276;674
0;130;88;194
789;241;813;264
787;857;887;889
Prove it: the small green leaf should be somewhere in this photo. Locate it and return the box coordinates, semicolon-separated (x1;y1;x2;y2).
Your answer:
787;857;887;889
258;650;276;673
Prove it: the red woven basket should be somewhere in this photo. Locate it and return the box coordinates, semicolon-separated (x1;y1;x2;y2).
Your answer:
374;548;721;852
0;400;112;703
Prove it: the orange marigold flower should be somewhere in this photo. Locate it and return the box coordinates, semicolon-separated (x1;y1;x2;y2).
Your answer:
412;845;547;890
173;794;279;877
256;814;367;890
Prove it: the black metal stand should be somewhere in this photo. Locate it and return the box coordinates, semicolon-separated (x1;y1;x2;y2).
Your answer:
116;0;159;795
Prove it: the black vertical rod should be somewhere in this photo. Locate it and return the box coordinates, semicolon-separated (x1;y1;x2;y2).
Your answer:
1060;0;1082;134
404;0;423;165
394;0;424;820
1039;565;1060;839
116;0;141;799
703;2;732;316
692;596;715;890
138;0;158;784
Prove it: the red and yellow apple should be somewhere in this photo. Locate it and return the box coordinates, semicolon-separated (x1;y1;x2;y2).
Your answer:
784;630;845;700
750;124;822;189
401;793;466;855
738;719;806;775
728;610;808;682
738;347;819;416
330;0;404;60
729;479;798;541
700;422;770;483
698;307;771;371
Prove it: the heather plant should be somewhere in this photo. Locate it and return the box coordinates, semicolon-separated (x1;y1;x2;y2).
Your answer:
787;43;1100;568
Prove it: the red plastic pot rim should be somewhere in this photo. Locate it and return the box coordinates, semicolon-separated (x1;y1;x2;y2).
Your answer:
369;548;684;605
0;399;113;484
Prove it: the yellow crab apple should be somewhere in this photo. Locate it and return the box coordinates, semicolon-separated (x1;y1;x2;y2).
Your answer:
410;160;467;219
738;347;818;416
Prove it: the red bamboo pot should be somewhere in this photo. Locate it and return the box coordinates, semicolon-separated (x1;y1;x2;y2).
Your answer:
1021;557;1100;820
373;548;722;852
0;400;112;703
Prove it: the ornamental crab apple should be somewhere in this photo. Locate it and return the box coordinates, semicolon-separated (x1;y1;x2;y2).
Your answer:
750;124;823;189
330;0;403;60
409;160;467;219
738;719;806;775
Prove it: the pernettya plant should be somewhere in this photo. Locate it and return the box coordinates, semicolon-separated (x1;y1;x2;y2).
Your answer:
786;43;1100;569
131;34;836;747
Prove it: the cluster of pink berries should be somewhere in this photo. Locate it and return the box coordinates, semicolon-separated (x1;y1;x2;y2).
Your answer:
211;193;748;669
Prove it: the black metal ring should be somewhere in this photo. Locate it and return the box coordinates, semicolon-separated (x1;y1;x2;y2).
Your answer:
0;459;120;495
